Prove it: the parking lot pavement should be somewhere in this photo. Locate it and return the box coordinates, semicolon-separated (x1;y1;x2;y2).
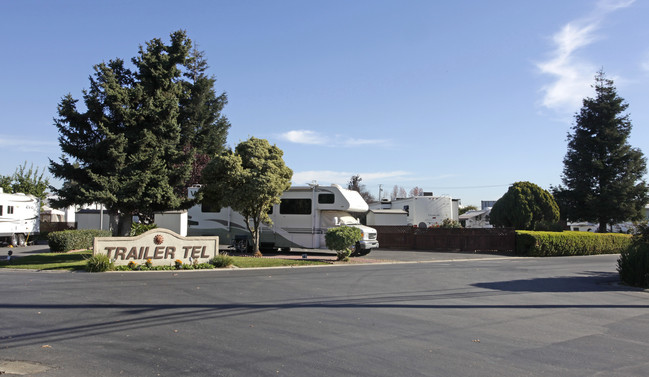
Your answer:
364;248;517;262
0;243;51;259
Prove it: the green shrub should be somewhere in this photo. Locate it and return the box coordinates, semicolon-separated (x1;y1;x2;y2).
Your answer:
515;231;632;256
325;226;362;261
617;244;649;288
617;223;649;288
48;229;112;252
86;254;114;272
440;218;462;228
130;222;158;236
210;254;234;268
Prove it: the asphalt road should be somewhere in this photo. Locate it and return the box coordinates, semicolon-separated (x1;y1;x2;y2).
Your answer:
1;254;648;376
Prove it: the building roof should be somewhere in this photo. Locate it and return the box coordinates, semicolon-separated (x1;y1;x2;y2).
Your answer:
459;209;489;220
369;209;408;215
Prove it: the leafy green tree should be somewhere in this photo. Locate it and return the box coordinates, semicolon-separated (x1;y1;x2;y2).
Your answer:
0;163;50;205
490;182;559;230
553;71;648;232
440;218;462;228
49;31;229;235
0;175;12;193
200;137;293;256
459;205;478;216
11;162;50;204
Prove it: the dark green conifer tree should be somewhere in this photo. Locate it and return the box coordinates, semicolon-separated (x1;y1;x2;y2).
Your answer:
49;31;230;235
553;71;648;232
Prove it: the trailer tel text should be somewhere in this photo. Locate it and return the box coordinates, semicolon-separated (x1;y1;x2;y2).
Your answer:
104;245;210;261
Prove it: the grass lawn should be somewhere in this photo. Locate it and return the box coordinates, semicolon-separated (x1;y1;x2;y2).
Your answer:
0;251;329;271
230;256;328;268
0;251;90;271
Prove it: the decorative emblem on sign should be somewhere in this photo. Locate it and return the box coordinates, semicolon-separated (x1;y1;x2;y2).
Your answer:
154;234;164;245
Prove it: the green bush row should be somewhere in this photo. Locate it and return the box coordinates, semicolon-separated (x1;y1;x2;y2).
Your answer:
48;229;112;252
516;231;632;256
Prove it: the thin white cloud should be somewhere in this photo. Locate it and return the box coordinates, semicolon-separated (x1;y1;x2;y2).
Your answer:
279;130;327;145
278;129;390;148
596;0;635;12
641;51;649;73
341;137;390;147
537;0;635;113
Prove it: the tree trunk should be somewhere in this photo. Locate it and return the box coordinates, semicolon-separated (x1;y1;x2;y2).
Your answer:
109;212;120;236
252;218;261;256
244;216;262;256
598;221;607;233
109;212;132;236
118;214;133;236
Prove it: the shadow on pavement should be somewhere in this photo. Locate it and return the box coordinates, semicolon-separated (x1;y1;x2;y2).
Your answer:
473;271;631;293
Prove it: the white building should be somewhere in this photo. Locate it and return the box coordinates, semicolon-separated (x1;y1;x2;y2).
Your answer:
370;193;459;228
459;209;492;228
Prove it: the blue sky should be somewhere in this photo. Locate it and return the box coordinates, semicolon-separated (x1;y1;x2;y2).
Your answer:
1;0;648;207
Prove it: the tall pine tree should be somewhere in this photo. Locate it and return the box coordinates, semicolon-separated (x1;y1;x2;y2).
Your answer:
554;70;647;232
49;31;230;235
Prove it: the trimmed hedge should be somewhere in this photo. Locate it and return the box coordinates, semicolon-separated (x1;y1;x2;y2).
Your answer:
516;231;632;256
48;229;112;252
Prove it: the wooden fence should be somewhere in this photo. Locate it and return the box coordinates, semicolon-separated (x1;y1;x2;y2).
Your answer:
40;221;76;233
373;226;516;252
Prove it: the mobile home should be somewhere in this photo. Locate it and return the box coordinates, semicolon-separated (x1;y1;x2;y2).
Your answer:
0;189;40;246
372;194;459;228
187;184;379;253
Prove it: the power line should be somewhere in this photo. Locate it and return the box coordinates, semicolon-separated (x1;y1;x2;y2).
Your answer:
425;184;513;190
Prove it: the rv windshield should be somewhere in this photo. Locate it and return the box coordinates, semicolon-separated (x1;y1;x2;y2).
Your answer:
338;215;359;225
321;211;361;227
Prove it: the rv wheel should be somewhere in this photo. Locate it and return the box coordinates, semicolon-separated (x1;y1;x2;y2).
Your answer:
234;239;248;253
351;242;371;257
18;234;26;246
351;242;361;257
10;234;19;247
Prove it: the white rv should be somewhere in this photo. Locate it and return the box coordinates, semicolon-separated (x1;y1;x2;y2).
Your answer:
187;184;379;254
0;189;40;246
370;194;459;228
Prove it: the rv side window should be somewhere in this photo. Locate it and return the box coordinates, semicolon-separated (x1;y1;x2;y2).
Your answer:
201;202;221;213
7;206;14;215
318;193;335;204
280;199;311;215
0;205;2;216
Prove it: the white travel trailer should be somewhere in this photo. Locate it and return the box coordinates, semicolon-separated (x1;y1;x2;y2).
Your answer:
0;189;40;246
371;194;459;228
187;184;379;254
